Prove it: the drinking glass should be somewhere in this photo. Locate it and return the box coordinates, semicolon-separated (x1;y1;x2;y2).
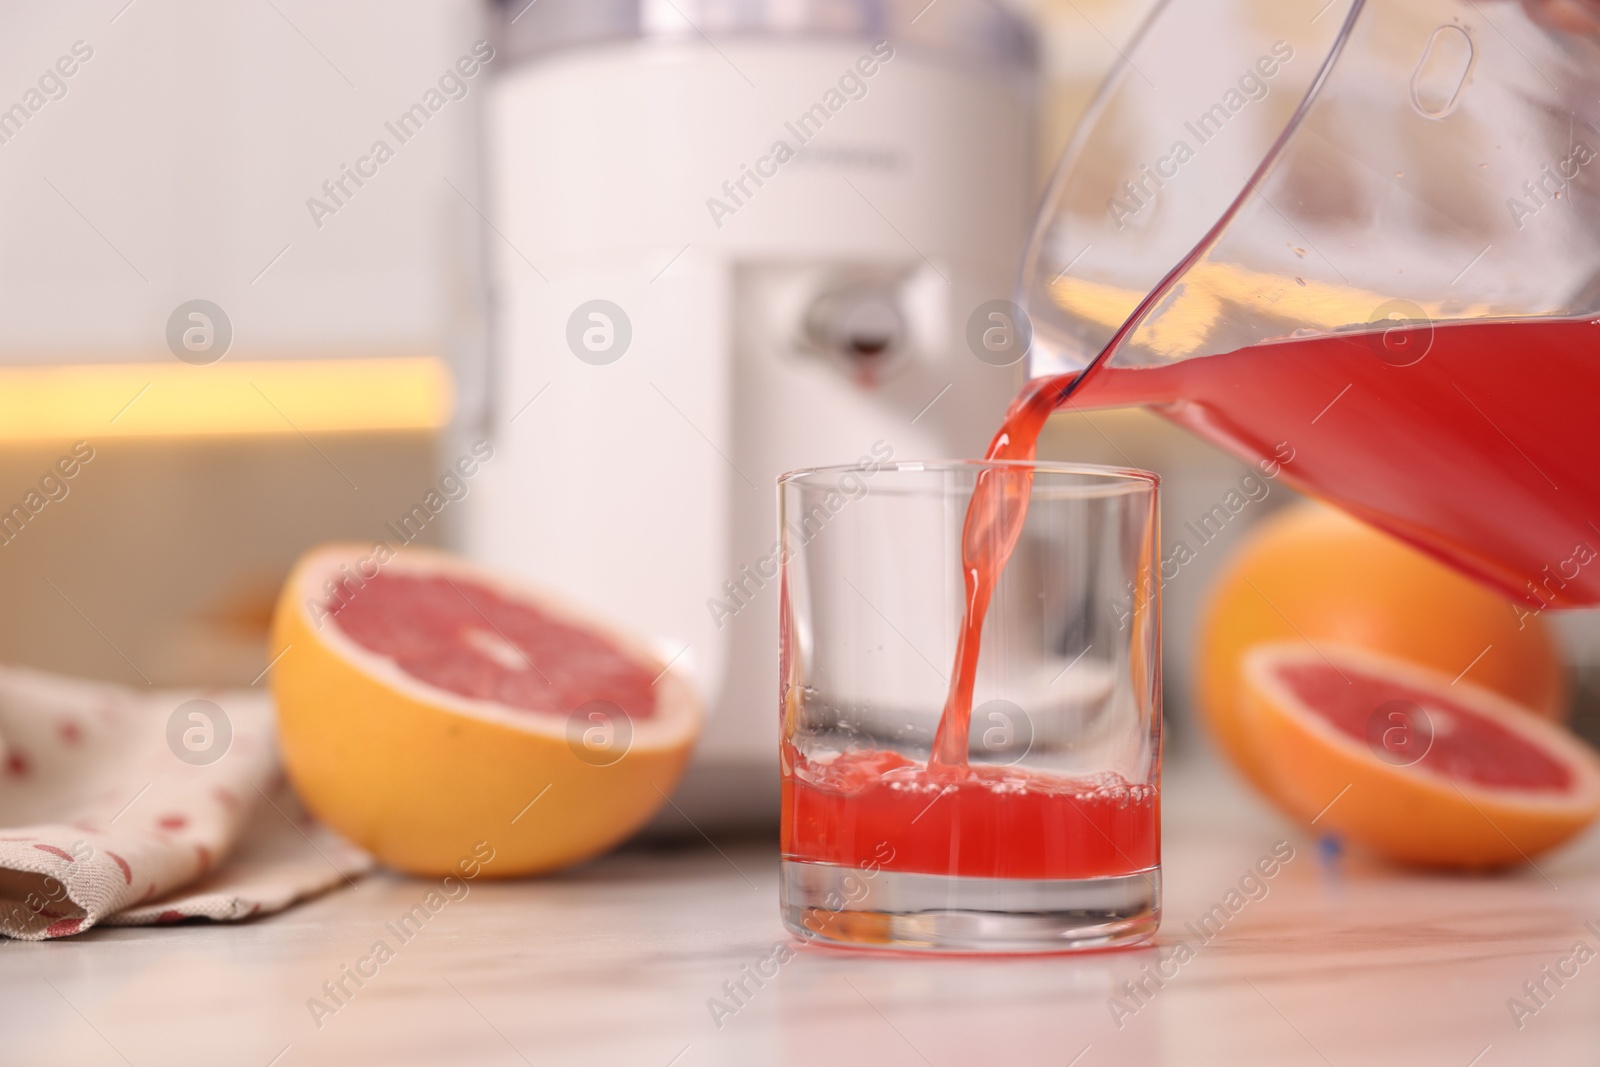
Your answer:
778;460;1161;952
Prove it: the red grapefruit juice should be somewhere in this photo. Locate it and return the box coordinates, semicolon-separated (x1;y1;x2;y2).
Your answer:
1073;318;1600;610
783;749;1158;880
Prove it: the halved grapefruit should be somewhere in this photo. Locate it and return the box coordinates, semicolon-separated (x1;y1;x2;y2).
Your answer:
1199;504;1567;813
270;544;702;877
1242;642;1600;869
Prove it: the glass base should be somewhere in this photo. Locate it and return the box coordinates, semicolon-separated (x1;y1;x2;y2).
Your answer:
780;859;1160;954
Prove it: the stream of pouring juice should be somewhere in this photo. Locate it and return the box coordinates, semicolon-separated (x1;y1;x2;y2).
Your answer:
786;316;1600;881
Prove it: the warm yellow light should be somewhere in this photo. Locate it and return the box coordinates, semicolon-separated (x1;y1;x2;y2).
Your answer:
0;357;453;441
1048;262;1503;360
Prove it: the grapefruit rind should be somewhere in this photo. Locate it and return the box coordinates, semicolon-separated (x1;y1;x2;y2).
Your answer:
271;543;702;877
1242;641;1600;869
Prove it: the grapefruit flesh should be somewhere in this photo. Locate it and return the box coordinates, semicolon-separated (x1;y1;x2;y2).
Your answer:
1275;660;1572;793
1198;502;1567;805
271;545;701;877
1243;642;1600;868
330;572;659;720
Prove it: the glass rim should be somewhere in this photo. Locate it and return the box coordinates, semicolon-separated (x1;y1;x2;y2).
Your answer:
778;458;1159;497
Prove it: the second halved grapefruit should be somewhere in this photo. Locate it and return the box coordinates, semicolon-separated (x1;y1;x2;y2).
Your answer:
1242;642;1600;869
1198;503;1567;803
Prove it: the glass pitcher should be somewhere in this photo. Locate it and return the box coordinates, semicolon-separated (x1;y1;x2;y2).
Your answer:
1020;0;1600;608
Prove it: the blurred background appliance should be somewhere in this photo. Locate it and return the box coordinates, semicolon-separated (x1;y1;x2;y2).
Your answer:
468;0;1039;825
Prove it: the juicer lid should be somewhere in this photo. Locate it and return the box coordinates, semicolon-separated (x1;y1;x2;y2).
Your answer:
492;0;1037;69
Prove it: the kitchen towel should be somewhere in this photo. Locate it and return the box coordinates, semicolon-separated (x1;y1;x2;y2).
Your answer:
0;664;370;939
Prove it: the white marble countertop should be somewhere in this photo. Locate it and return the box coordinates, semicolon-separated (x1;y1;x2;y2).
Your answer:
4;756;1599;1067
